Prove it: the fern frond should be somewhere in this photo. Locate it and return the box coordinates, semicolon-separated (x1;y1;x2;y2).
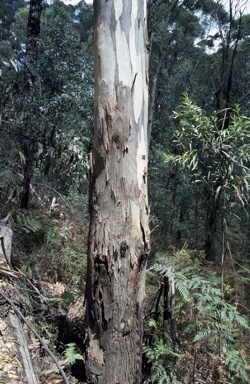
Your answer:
16;212;43;233
62;342;84;364
225;350;249;382
148;249;250;383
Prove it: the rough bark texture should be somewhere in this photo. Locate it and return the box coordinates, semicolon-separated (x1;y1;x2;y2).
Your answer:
85;1;150;383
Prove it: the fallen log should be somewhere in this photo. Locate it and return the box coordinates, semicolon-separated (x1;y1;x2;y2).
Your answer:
0;214;39;384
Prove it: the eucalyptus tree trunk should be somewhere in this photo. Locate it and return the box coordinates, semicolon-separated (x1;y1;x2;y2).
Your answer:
85;1;150;383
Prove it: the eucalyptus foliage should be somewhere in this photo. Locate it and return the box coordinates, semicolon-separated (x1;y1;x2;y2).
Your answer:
35;2;93;190
165;94;250;206
162;95;250;259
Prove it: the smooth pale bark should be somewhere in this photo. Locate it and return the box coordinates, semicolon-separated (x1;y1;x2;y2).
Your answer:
85;1;150;383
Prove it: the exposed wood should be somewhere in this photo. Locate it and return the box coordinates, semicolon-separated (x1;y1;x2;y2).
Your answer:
0;225;13;268
0;309;39;384
0;290;70;384
0;216;39;383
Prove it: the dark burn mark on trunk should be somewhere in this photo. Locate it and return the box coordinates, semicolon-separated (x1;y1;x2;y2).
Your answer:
120;241;128;257
112;134;120;148
93;256;112;331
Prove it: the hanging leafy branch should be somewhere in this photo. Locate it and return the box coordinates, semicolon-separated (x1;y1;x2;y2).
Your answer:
163;94;250;259
164;94;250;205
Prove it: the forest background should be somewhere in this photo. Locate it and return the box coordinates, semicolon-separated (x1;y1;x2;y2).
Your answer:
1;0;250;383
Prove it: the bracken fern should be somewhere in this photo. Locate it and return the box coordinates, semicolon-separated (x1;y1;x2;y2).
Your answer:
144;248;250;383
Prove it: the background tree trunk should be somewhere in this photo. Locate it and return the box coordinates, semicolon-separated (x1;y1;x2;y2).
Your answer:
20;0;42;209
85;1;150;383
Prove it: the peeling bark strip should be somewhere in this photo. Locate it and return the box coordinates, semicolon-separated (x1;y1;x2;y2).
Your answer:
85;0;150;383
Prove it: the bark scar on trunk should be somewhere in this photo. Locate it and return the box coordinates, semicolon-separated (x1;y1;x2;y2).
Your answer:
93;256;113;330
120;241;128;257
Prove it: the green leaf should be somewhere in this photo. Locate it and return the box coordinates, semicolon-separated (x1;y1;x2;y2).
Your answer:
63;343;84;365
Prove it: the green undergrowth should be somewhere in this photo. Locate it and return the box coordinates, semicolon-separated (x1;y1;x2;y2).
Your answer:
144;248;250;383
8;192;89;382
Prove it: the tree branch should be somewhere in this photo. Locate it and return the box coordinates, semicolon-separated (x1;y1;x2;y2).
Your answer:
0;290;70;384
